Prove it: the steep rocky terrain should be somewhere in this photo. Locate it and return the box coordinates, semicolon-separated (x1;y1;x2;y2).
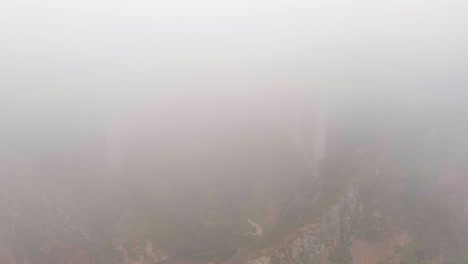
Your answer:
1;92;467;264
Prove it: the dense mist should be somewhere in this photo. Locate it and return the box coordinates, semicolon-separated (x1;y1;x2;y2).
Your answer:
1;0;468;263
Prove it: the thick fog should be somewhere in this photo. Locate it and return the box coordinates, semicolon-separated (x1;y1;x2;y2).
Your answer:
1;0;468;263
2;0;467;158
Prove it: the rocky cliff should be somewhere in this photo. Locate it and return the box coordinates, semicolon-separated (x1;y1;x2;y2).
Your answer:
1;93;467;264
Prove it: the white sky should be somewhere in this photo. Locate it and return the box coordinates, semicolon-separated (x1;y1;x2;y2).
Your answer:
1;0;467;116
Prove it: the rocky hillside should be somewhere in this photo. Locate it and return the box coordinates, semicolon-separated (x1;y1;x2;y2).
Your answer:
1;92;467;264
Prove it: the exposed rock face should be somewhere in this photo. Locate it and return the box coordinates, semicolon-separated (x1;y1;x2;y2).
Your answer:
1;92;467;264
266;188;357;264
245;256;271;264
112;238;169;264
0;240;169;264
350;232;410;264
227;186;410;264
